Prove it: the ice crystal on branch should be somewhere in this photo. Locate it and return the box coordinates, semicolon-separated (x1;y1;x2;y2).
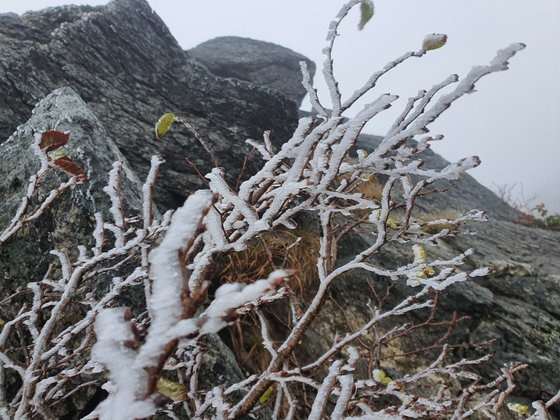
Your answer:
1;1;556;419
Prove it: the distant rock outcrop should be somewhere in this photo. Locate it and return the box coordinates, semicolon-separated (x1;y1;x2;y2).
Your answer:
188;36;316;107
0;0;558;417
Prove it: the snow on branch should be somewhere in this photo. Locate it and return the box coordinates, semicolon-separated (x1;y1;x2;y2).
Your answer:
2;0;555;419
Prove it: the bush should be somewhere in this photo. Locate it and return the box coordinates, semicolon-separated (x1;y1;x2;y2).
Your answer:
1;1;558;419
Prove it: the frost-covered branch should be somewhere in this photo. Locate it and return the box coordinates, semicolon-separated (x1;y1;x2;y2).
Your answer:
2;0;550;419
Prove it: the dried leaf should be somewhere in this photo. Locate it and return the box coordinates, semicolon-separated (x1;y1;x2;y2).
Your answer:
39;130;70;153
358;0;375;30
387;218;398;229
155;113;176;139
156;378;187;402
53;156;88;182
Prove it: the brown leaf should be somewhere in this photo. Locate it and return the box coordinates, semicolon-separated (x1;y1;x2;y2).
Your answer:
39;130;70;153
53;156;88;182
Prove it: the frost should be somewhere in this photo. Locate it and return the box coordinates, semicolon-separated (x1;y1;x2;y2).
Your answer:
0;1;542;418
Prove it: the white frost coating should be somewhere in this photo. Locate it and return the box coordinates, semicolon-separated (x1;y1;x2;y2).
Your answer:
93;309;155;420
102;162;125;248
90;191;214;420
309;360;343;420
142;156;164;227
331;374;354;419
148;190;214;335
199;270;290;335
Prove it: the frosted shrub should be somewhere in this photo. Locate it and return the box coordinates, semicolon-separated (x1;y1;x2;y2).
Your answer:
1;1;558;419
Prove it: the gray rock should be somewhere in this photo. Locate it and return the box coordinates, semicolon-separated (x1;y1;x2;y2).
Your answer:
0;0;558;416
0;86;143;303
0;87;146;418
311;217;560;414
0;86;254;419
0;0;300;212
188;36;315;107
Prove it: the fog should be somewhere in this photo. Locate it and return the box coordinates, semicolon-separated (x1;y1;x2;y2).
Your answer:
3;0;559;213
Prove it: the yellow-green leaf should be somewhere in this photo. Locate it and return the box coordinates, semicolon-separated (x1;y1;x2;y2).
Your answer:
155;113;176;139
156;378;187;402
358;0;375;30
373;369;392;383
259;385;274;404
507;402;529;415
51;149;65;158
422;33;447;51
387;218;398;229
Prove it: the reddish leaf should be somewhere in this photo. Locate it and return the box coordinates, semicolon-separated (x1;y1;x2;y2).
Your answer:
39;130;70;153
53;156;88;182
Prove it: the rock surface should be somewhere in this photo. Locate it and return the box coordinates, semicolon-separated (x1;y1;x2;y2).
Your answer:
0;0;299;211
0;87;256;420
188;36;315;106
0;0;558;417
0;87;143;309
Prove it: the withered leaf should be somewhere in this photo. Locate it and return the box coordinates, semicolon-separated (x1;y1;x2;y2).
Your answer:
53;156;88;182
39;130;70;153
156;378;187;402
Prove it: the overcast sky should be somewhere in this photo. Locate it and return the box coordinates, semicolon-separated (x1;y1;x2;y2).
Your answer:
2;1;559;213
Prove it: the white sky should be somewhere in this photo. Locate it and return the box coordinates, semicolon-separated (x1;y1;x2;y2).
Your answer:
2;1;559;213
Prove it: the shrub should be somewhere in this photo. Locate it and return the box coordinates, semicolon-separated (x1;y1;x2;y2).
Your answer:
1;1;559;419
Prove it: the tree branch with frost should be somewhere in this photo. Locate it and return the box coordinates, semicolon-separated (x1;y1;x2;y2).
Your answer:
91;190;293;420
1;151;171;417
0;132;81;246
3;0;546;417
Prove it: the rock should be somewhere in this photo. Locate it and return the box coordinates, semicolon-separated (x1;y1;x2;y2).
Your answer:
0;86;146;418
314;216;560;414
0;0;558;416
0;86;253;419
188;36;316;107
0;0;300;212
0;87;143;305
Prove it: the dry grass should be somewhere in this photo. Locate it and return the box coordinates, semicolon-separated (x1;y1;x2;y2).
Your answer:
211;227;320;296
210;226;320;376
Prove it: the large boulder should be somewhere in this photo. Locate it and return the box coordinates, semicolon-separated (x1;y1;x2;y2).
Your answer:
0;0;300;212
188;36;316;107
0;87;142;306
0;86;257;419
0;0;558;416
